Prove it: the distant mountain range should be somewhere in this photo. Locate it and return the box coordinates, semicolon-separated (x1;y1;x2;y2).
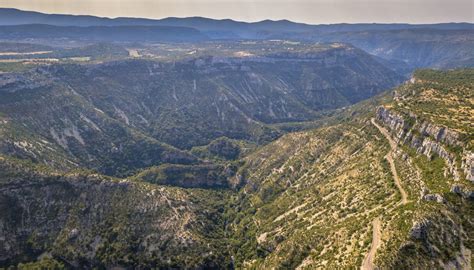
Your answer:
0;8;472;70
0;8;472;40
0;24;207;42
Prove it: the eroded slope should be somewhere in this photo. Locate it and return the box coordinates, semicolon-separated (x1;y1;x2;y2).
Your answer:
228;69;473;269
0;69;472;269
0;157;231;268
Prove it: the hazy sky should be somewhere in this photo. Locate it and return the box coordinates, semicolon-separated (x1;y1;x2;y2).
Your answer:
0;0;472;24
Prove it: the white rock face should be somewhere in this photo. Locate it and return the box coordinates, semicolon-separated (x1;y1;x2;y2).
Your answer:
422;193;445;203
376;106;462;181
113;105;130;125
418;138;459;181
80;114;102;132
63;124;85;146
462;151;474;183
49;122;86;149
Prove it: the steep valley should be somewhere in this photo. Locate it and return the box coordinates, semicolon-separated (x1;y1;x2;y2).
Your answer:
226;69;473;269
316;29;474;72
0;41;472;269
0;42;402;176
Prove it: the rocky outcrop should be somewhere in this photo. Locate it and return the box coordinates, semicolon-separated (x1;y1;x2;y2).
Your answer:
418;121;460;147
376;107;461;181
422;193;445;203
451;184;474;200
409;219;431;241
375;106;407;133
418;138;460;181
461;151;474;183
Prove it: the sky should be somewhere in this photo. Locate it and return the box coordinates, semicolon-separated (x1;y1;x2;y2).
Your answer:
0;0;472;24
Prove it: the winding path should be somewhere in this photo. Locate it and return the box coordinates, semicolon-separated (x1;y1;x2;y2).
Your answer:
361;217;382;270
361;119;410;270
370;118;408;204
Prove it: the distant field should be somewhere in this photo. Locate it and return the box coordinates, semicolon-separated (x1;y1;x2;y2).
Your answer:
0;58;59;63
0;51;52;56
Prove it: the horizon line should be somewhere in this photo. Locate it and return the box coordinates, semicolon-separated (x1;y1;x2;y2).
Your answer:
1;7;473;26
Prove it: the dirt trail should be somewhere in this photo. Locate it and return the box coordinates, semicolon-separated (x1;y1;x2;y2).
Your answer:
371;118;408;204
361;119;410;270
386;154;408;204
361;217;382;270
